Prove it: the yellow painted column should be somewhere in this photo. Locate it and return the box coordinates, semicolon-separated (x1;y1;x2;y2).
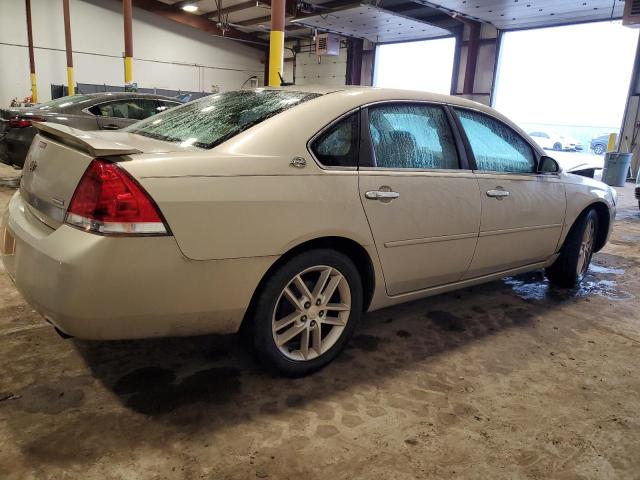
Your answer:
123;0;134;89
30;73;38;104
607;133;617;152
269;31;285;86
268;0;286;86
124;56;133;86
67;67;75;96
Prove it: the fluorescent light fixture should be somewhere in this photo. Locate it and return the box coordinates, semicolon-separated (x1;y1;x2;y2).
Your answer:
182;4;198;12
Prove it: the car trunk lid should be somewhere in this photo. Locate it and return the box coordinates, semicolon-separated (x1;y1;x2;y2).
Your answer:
19;123;187;229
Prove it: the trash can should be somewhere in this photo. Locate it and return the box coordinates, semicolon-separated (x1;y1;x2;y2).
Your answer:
602;153;632;187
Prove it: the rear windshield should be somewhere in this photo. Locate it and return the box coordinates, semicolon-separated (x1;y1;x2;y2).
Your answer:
125;90;321;149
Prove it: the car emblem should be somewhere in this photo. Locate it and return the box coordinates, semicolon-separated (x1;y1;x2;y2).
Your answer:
290;157;306;168
28;160;38;172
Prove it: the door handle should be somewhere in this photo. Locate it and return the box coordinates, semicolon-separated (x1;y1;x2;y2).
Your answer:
486;189;510;198
365;190;400;200
102;124;120;130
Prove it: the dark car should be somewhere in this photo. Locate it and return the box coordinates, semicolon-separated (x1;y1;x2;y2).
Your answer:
590;134;611;155
1;92;182;168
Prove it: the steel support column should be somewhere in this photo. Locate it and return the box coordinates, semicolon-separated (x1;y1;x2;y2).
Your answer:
123;0;134;89
63;0;74;95
463;21;480;95
268;0;285;86
25;0;37;102
346;38;363;86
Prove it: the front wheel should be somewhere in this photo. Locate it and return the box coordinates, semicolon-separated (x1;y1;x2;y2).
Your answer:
251;249;363;376
593;144;606;155
545;209;598;288
553;142;562;151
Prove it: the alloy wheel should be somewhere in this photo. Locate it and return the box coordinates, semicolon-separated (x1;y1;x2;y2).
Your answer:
576;217;596;279
271;265;351;361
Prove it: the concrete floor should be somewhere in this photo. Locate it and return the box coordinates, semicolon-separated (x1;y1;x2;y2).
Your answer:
1;167;639;480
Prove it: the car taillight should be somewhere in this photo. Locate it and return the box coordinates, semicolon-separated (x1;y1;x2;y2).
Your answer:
8;115;45;128
65;159;170;236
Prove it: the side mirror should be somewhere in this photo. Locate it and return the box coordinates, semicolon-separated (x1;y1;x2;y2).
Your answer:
538;156;559;174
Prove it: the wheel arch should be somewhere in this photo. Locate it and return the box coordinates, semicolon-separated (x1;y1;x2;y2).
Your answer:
240;236;376;332
562;201;610;253
588;201;611;252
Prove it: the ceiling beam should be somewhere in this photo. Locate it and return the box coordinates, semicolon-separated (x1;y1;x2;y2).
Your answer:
201;0;259;18
236;13;273;26
130;0;267;48
377;0;463;33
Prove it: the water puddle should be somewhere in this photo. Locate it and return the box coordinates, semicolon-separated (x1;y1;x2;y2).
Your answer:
503;262;633;302
615;209;640;221
588;264;625;275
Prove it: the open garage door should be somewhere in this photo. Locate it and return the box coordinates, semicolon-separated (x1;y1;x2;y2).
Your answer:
374;37;456;94
493;21;639;170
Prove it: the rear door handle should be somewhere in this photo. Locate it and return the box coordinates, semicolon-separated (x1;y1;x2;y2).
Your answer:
365;190;400;200
102;124;120;130
486;189;510;198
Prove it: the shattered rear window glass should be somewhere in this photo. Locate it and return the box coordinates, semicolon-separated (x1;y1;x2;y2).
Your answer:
125;90;321;149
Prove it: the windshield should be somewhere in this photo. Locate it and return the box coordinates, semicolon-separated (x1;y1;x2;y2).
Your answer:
32;94;94;111
125;90;320;149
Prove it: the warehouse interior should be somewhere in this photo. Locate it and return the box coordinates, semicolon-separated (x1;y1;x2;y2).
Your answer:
1;0;640;478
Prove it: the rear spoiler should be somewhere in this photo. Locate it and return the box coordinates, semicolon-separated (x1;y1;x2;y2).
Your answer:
33;122;142;157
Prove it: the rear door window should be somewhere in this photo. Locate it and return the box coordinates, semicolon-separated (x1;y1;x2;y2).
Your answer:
367;103;459;170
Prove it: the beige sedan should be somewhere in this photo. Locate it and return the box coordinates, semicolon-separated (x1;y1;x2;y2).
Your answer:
0;87;616;375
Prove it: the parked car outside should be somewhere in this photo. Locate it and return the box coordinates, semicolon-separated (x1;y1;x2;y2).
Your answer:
0;87;617;376
590;134;612;155
529;130;583;152
0;92;182;168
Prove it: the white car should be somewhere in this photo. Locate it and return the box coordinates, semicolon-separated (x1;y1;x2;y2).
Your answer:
0;87;617;376
529;131;583;152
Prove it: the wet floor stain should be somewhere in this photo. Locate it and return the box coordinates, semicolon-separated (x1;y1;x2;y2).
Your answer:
503;263;633;302
113;366;242;416
504;308;535;325
17;383;85;414
113;366;177;395
614;209;640;221
428;311;467;332
351;334;380;351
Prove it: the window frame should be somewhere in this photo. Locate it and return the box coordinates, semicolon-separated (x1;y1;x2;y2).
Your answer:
85;97;163;120
360;100;469;172
307;107;362;171
450;105;548;176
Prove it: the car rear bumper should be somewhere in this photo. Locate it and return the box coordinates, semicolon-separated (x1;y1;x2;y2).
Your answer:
1;191;276;340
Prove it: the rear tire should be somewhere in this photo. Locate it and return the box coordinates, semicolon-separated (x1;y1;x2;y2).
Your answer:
251;249;363;376
545;209;598;288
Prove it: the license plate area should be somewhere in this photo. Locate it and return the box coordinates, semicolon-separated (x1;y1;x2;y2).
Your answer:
1;226;16;255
